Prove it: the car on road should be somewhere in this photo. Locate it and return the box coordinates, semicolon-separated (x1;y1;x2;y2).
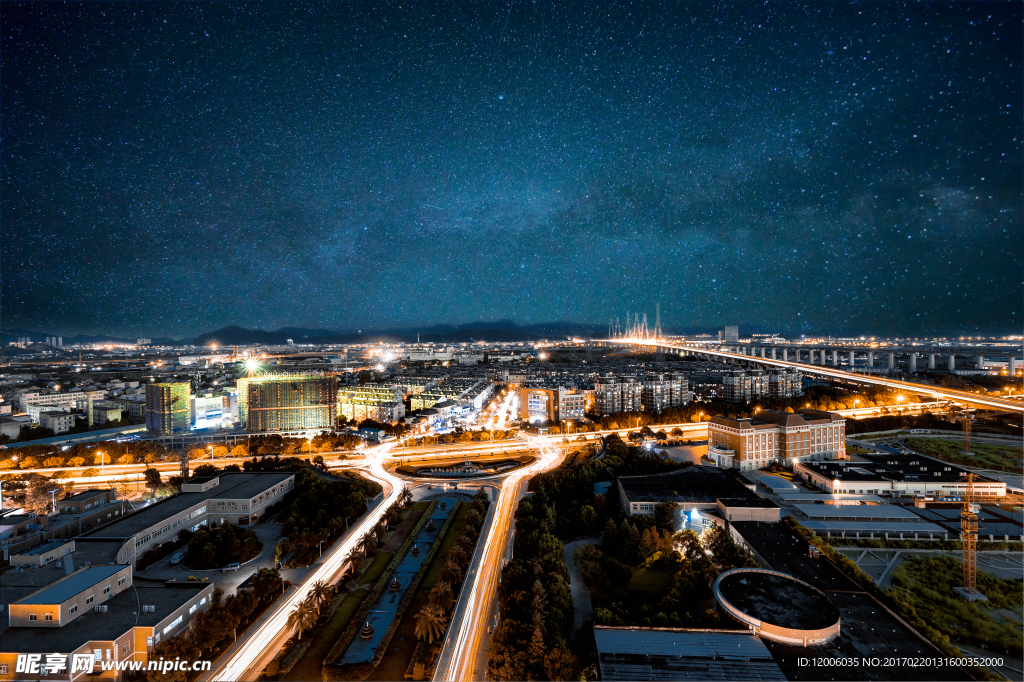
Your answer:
170;551;185;565
223;562;241;572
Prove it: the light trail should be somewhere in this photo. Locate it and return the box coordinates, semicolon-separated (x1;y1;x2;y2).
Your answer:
610;338;1024;413
433;434;564;682
209;442;403;682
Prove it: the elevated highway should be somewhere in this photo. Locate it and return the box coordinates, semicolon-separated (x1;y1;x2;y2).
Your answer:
610;339;1024;413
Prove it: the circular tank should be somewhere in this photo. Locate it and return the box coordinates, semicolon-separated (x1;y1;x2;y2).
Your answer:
714;568;841;645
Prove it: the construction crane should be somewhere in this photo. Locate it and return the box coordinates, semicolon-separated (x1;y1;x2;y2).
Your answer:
960;473;979;594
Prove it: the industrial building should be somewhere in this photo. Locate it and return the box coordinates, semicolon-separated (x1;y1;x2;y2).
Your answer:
616;467;778;528
708;408;846;471
144;382;191;435
593;626;786;681
795;455;1006;499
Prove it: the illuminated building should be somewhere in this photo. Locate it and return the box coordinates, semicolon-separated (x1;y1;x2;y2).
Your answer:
240;375;337;432
338;386;405;424
145;382;191;435
518;387;585;423
708;409;846;472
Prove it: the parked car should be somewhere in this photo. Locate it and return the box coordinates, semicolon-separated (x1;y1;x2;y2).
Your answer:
223;562;241;572
170;551;185;565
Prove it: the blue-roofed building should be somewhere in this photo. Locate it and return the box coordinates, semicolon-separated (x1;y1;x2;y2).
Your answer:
9;565;132;627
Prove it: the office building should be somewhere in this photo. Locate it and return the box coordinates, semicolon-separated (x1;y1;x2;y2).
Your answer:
240;375;337;431
145;382;191;436
708;408;846;471
795;455;1007;500
721;325;739;344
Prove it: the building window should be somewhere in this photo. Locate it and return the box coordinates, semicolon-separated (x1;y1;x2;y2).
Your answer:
103;585;111;594
0;664;8;674
45;613;53;621
29;614;37;621
86;596;94;605
70;605;78;614
119;577;127;586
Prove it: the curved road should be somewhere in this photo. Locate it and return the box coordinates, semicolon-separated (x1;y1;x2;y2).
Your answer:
202;442;403;682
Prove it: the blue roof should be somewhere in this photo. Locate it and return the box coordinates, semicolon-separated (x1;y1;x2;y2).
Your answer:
16;565;124;605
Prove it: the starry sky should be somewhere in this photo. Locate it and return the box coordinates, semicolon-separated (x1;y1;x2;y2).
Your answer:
2;2;1021;339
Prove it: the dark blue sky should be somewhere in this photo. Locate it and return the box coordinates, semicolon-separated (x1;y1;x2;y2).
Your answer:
3;2;1021;338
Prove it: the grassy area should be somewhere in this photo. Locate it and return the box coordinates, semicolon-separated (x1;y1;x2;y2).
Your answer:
283;588;371;680
889;555;1023;658
366;502;471;682
357;551;395;586
904;437;1023;473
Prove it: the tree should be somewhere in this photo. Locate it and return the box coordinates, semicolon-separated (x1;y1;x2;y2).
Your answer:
400;486;413;507
286;600;318;640
309;580;333;615
43;456;64;468
580;505;597;528
117;453;135;465
191;464;219;478
439;557;463;586
448;544;470;569
188;447;206;460
144;468;162;491
414;604;447;643
654;502;678;533
66;456;85;467
429;581;454;611
231;443;249;458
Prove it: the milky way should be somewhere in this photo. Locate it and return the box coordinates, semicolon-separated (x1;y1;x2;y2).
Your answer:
2;2;1021;338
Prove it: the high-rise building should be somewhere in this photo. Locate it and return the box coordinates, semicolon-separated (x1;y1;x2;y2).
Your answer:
519;387;586;423
723;325;739;344
145;382;191;435
241;375;337;431
641;373;692;413
594;378;643;416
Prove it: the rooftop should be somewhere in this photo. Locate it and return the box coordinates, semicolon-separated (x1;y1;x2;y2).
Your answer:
618;467;756;506
1;584;211;653
793;504;920;522
756;475;799;492
15;565;124;605
83;472;292;539
718;571;839;631
594;627;787;682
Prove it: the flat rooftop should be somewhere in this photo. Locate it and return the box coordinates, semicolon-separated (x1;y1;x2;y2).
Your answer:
793;504;920;521
718;571;839;631
83;472;292;539
62;489;114;502
757;475;798;492
619;467;756;505
16;540;72;556
594;627;787;681
1;584;210;653
16;565;123;605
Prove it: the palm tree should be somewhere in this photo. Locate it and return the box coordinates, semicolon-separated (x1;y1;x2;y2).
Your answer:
344;549;366;577
414;604;447;644
429;581;454;611
448;544;469;568
309;580;333;614
438;557;463;586
286;600;318;640
359;532;377;557
400;486;413;507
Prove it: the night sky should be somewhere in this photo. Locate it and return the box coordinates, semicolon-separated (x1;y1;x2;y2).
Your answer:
2;2;1021;339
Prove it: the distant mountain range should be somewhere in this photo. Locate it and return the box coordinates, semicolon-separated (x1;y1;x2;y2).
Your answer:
193;321;610;346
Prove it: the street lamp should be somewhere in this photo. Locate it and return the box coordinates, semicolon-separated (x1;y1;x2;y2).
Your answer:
97;451;105;474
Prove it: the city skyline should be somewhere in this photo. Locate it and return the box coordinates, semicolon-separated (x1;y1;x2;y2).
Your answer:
2;2;1021;338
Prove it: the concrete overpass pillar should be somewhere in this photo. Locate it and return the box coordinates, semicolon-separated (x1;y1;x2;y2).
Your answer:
770;348;777;360
831;350;839;366
867;352;874;367
976;355;985;370
820;350;827;365
948;353;955;371
1011;357;1019;375
782;348;788;361
928;353;936;370
848;350;855;367
908;353;917;373
887;353;895;370
808;349;815;364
